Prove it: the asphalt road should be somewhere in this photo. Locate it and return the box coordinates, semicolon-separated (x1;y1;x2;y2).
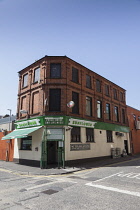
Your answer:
0;158;140;210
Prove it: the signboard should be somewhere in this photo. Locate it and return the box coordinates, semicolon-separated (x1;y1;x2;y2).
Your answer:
45;117;64;125
16;119;41;129
69;118;96;128
70;144;90;151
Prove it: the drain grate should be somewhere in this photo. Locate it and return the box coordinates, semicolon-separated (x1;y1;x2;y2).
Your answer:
41;189;58;195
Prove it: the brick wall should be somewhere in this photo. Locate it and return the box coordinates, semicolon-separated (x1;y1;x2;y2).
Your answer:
17;56;128;127
0;132;14;161
127;106;140;154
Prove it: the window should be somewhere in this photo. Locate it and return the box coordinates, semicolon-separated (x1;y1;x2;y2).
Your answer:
96;79;101;92
72;92;79;114
105;84;110;96
106;103;111;120
106;130;113;142
21;96;26;117
122;108;125;124
86;128;94;142
97;100;102;118
86;75;92;88
114;106;119;122
21;136;32;150
32;91;39;113
113;88;117;100
50;63;61;78
34;67;40;83
49;89;61;111
86;96;92;116
23;74;28;88
120;92;124;102
72;67;79;83
71;127;80;142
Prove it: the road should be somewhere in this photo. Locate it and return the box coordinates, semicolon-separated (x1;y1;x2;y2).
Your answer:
0;158;140;210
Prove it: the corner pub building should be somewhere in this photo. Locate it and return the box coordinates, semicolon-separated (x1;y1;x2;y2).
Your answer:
3;56;130;168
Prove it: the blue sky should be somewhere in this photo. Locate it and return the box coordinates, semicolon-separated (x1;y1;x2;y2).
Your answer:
0;0;140;115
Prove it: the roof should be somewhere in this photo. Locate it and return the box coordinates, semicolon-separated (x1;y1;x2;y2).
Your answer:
18;55;126;91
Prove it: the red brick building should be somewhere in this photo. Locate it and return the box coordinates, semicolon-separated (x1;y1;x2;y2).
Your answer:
3;56;130;168
127;105;140;154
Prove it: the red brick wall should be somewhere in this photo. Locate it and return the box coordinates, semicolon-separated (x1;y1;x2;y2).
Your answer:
127;106;140;154
0;132;14;161
17;56;128;127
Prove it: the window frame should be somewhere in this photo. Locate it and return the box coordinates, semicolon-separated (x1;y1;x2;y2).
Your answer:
86;75;92;89
20;136;32;150
49;89;61;112
50;63;61;78
105;84;110;96
72;91;79;114
113;88;118;100
106;130;113;143
86;96;92;116
122;108;126;124
22;74;28;88
71;127;81;142
34;67;40;83
114;106;119;122
96;79;101;92
106;103;111;120
86;128;94;142
97;100;102;118
72;67;79;83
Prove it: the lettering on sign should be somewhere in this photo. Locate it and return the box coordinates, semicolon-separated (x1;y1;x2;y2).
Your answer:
45;117;64;125
69;118;96;128
16;119;41;129
70;144;90;151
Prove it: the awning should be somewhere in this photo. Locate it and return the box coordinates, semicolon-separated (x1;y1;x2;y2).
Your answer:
1;126;42;140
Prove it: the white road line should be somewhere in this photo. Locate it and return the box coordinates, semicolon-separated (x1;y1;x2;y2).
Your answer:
136;166;140;168
86;183;140;197
91;172;123;183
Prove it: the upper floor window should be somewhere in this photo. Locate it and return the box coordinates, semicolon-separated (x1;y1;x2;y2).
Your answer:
72;67;79;83
122;108;125;124
138;116;140;121
50;63;61;78
86;128;94;142
49;89;61;111
97;100;102;118
86;96;92;116
105;84;110;96
120;92;125;102
106;130;113;142
23;74;28;88
86;75;92;89
34;67;40;83
72;91;79;114
113;88;118;100
71;127;80;142
106;103;111;120
96;79;101;92
114;106;119;122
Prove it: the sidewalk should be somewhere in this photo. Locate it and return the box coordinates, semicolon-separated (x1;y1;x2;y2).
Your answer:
0;154;140;176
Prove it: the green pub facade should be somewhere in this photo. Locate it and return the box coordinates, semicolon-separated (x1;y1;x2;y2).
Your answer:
2;116;130;168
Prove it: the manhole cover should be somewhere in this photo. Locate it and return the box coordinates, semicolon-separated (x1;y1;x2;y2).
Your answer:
41;189;58;195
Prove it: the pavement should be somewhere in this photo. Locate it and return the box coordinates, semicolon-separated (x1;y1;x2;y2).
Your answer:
0;154;140;176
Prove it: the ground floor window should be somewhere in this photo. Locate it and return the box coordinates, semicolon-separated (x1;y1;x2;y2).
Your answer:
106;130;113;142
21;136;32;150
71;127;81;142
86;128;94;142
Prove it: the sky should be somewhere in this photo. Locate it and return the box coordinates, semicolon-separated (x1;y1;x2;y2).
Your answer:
0;0;140;115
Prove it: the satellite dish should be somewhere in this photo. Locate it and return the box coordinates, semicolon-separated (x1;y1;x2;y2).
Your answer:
67;101;75;108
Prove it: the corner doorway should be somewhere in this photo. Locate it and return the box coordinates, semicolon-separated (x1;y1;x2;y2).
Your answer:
47;141;58;165
124;140;129;154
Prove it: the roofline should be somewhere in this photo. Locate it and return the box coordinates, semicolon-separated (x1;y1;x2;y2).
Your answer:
127;105;140;112
18;55;126;91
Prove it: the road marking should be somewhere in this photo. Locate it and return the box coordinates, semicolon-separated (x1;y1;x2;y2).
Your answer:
86;183;140;197
136;166;140;168
91;172;123;183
